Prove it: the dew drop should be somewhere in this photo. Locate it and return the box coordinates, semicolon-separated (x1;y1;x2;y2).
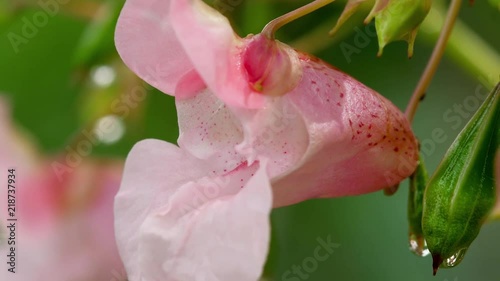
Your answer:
408;233;430;257
441;248;468;268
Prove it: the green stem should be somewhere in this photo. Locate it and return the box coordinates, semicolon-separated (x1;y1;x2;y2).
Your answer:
405;0;462;124
262;0;335;39
419;2;500;89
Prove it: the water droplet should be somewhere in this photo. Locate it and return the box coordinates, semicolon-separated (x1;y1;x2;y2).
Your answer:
409;233;430;257
442;248;468;268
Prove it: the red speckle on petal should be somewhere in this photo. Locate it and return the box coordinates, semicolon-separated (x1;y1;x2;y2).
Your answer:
394;147;399;152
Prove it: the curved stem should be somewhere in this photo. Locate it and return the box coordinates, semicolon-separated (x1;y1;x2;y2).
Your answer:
405;0;462;124
419;2;500;90
262;0;335;39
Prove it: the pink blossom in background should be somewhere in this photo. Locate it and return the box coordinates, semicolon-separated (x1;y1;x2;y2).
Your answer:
0;98;126;281
114;0;419;280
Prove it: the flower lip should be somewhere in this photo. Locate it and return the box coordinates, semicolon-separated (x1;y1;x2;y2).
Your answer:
243;34;302;97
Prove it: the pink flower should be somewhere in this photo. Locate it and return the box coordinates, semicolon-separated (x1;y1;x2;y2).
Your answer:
0;98;126;281
114;0;419;280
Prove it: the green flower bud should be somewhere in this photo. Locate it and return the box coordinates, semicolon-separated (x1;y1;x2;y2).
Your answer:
329;0;389;36
422;83;500;275
375;0;432;58
408;154;429;257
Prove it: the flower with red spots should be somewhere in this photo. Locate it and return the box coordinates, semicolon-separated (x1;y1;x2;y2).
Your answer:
114;0;419;280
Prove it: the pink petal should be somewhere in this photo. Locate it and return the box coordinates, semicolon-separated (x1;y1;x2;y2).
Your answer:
176;87;310;178
139;161;271;280
232;98;309;177
271;55;418;207
115;0;194;95
115;140;272;280
176;89;246;175
170;0;266;108
115;140;211;280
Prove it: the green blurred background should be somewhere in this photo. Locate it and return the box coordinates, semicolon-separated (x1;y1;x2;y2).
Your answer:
0;0;499;280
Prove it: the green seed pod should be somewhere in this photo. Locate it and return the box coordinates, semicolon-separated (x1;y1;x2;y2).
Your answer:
408;154;429;257
422;83;500;275
375;0;431;57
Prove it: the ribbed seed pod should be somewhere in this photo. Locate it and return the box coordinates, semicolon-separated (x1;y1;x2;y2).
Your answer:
422;83;500;275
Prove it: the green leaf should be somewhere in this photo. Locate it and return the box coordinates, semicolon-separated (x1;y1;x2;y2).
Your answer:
422;83;500;274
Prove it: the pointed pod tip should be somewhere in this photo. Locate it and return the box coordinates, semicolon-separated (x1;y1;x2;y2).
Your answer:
363;16;372;25
328;27;339;37
432;254;443;276
407;45;414;59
